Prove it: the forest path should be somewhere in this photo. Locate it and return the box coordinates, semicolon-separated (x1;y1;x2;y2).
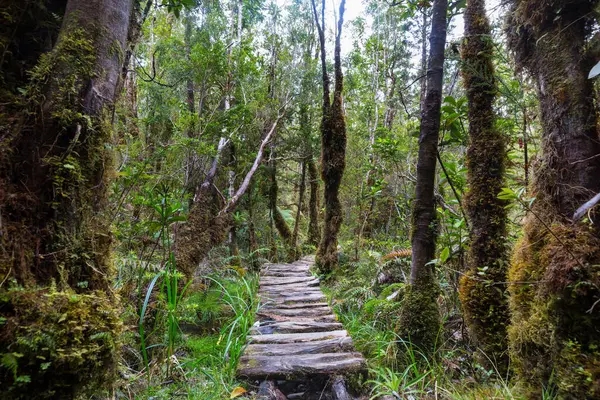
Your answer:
237;256;366;398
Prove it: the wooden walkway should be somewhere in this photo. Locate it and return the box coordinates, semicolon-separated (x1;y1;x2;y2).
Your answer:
237;256;366;397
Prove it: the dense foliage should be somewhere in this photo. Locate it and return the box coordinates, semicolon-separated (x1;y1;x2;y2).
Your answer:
1;0;599;398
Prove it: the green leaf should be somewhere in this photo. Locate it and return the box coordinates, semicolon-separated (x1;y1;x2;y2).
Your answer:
497;188;516;200
440;247;450;263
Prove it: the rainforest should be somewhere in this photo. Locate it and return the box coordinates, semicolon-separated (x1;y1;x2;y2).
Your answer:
1;0;600;399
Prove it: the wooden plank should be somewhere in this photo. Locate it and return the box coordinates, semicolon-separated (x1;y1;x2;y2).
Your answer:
263;263;311;271
260;302;329;309
260;285;322;293
258;307;332;319
245;337;354;356
261;271;310;277
331;375;352;400
249;330;348;344
260;281;321;292
237;352;366;379
257;313;338;323
259;293;326;303
260;276;318;286
260;305;331;313
251;321;343;334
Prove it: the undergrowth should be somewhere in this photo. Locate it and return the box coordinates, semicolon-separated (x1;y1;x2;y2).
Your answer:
115;266;258;399
324;252;536;400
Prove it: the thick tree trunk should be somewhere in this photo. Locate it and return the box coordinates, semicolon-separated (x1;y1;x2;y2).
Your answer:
398;0;447;354
0;0;134;397
507;1;600;397
307;158;321;246
459;0;509;373
312;0;347;274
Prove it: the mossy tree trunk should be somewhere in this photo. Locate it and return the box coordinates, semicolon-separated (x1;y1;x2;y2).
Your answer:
175;138;229;279
311;0;347;274
292;161;307;252
397;0;447;354
307;158;322;246
0;0;134;397
227;143;240;265
459;0;510;373
506;1;600;397
247;182;260;271
268;146;299;262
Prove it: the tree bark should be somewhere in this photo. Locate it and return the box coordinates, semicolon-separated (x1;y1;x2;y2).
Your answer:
307;158;321;246
312;0;347;274
292;161;307;252
398;0;447;354
0;0;134;396
506;1;600;397
175;138;229;279
459;0;509;373
268;146;298;262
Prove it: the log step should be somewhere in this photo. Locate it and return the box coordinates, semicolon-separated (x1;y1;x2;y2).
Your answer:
251;321;343;334
249;330;348;344
237;352;366;380
245;337;354;356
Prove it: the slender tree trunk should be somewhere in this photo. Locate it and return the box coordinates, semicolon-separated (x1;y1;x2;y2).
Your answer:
398;0;447;354
312;0;347;274
0;0;134;396
268;146;298;262
184;12;197;193
247;182;260;271
227;144;240;264
292;161;307;251
459;0;510;373
419;6;429;114
507;2;600;397
307;157;321;246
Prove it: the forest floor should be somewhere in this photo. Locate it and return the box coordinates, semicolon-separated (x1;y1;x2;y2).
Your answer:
128;254;531;399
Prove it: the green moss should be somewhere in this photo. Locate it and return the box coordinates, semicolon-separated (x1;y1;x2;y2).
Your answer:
508;220;600;398
0;288;121;399
397;282;440;356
